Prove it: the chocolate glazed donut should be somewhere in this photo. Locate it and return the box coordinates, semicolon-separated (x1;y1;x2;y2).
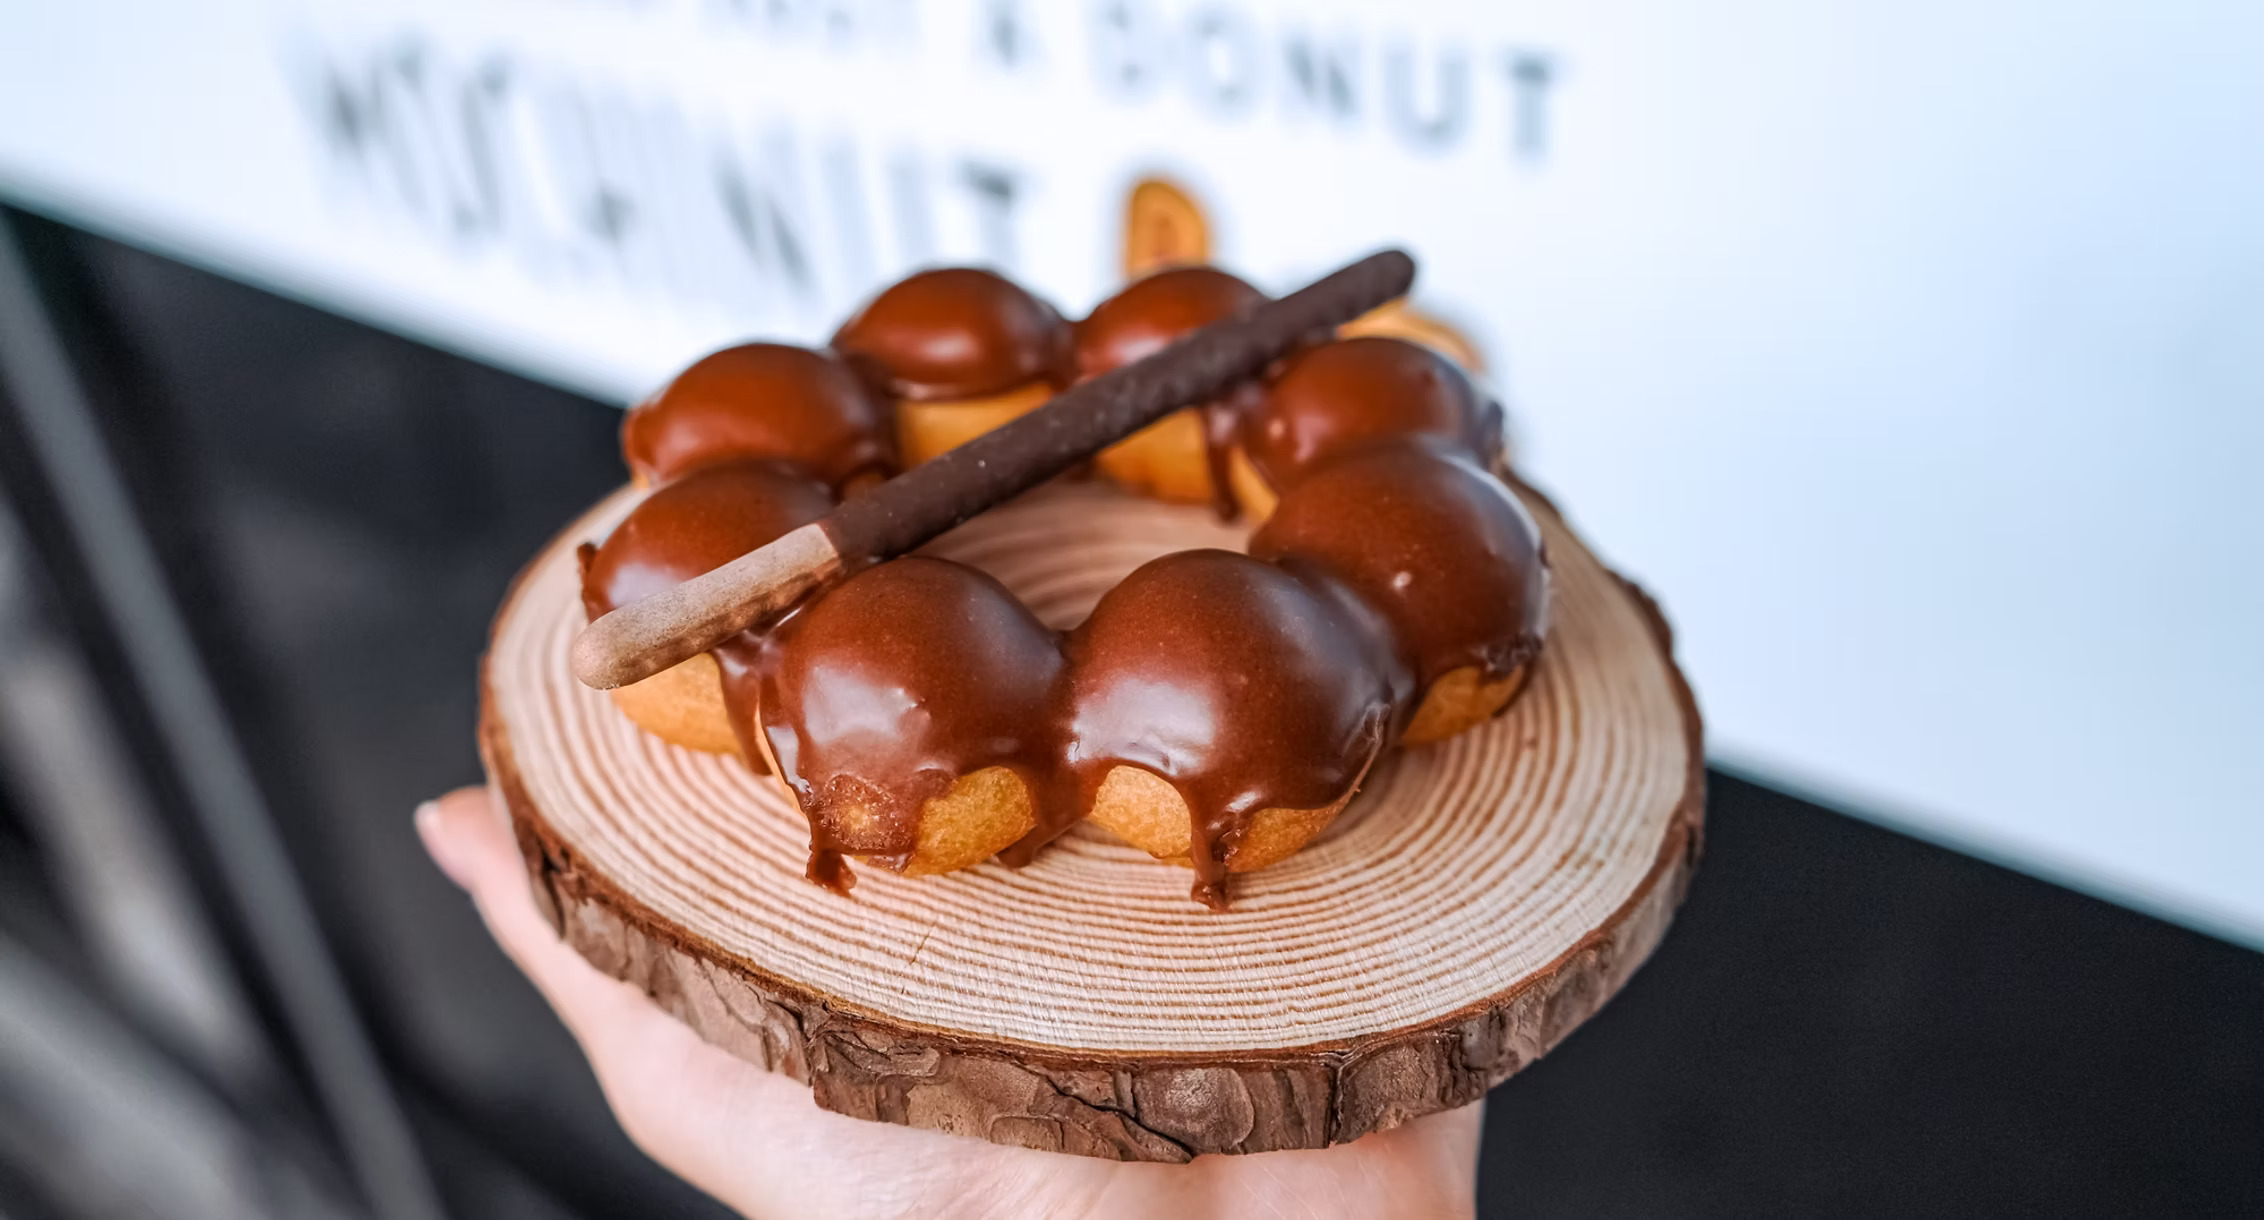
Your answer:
584;262;1550;907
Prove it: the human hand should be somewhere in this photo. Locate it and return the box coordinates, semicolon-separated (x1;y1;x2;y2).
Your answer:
417;785;1482;1219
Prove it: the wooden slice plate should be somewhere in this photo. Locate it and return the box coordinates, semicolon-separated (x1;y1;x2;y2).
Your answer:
480;479;1704;1162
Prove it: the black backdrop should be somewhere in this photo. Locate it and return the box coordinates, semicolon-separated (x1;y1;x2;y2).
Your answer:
0;206;2256;1218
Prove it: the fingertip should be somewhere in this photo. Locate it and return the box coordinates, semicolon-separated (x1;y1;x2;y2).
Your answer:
418;785;513;891
416;798;473;890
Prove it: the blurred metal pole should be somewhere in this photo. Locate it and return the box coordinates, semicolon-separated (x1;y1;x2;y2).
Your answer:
0;930;358;1220
0;213;446;1220
0;499;271;1089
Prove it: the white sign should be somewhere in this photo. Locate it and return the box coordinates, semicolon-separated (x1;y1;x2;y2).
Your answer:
3;0;2259;942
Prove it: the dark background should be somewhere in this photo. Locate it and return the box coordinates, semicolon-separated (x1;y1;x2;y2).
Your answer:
0;205;2256;1218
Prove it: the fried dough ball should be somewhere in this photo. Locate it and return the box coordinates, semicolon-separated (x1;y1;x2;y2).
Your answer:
606;653;740;756
1241;336;1499;498
1084;765;1348;875
755;556;1065;884
892;381;1053;468
1075;266;1267;506
1251;439;1549;744
831;267;1072;468
621;343;891;489
1063;549;1401;905
580;460;836;758
1339;299;1487;373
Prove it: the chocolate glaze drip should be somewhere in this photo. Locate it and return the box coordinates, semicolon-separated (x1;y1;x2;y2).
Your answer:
1077;266;1269;519
709;641;770;777
1199;387;1261;519
1063;550;1403;908
581;460;837;766
621;343;893;488
1243;336;1496;492
832;268;1072;400
753;557;1067;890
1251;438;1551;686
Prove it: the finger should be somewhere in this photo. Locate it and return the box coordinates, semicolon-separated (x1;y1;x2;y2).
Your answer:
412;792;481;891
1395;1101;1486;1207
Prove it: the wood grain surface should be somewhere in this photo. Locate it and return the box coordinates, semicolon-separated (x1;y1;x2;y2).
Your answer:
481;479;1703;1159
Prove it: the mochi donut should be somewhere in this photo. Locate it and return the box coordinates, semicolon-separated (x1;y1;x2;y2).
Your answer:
577;262;1550;906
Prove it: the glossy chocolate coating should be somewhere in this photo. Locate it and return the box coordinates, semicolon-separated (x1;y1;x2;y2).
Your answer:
755;556;1067;889
1252;438;1549;687
1063;549;1400;908
621;344;892;488
1077;265;1270;518
1244;336;1498;491
1075;266;1267;378
582;460;837;767
581;460;838;618
832;268;1071;400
